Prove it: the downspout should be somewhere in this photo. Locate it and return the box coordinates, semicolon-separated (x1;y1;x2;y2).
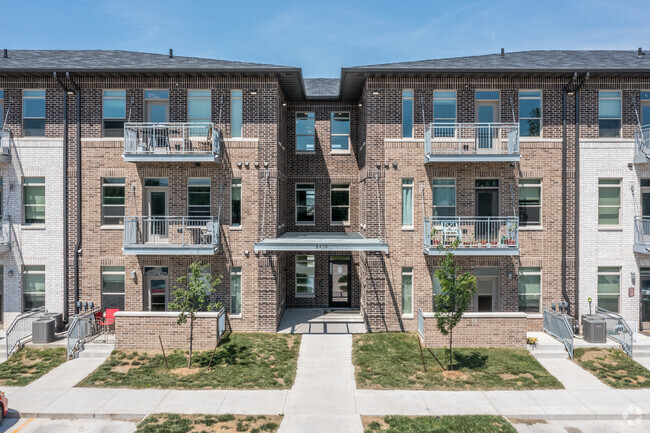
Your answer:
66;72;81;314
53;72;69;321
562;73;577;315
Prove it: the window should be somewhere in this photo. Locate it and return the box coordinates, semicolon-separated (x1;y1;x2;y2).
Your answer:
144;266;168;311
231;90;242;138
144;177;169;187
331;184;350;224
102;266;125;311
0;178;3;217
296;112;315;152
402;267;413;315
101;178;125;226
433;91;456;137
642;91;650;127
23;177;45;224
102;90;126;137
599;91;622;138
402;90;414;138
188;178;211;218
431;268;442;311
23;90;45;136
598;266;620;312
402;179;413;228
519;90;542;137
432;179;456;217
23;265;45;311
519;179;541;226
231;179;241;227
518;267;541;313
295;255;315;297
0;90;4;129
185;264;212;311
331;112;350;152
296;183;315;224
598;179;621;225
230;267;242;315
188;90;211;123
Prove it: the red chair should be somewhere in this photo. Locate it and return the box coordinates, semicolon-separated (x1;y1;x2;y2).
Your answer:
97;309;119;341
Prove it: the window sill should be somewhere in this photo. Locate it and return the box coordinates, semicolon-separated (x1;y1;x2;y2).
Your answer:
401;314;414;319
525;313;543;319
401;226;414;231
295;293;315;298
21;224;46;230
295;151;316;155
295;222;316;226
101;225;124;230
519;226;543;231
598;226;623;231
330;222;351;227
229;226;243;231
229;314;242;319
330;150;351;155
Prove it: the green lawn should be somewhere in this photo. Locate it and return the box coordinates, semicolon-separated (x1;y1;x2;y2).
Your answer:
574;348;650;388
0;347;67;386
79;333;301;390
363;415;516;433
353;333;562;390
137;414;282;433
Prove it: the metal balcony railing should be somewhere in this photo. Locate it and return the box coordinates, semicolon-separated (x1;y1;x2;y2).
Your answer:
124;122;221;161
634;216;650;254
0;216;10;253
424;122;519;161
423;216;519;254
124;216;220;255
543;307;574;360
635;125;650;163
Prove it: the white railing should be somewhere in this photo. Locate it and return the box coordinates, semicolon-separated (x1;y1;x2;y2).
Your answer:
0;216;10;250
424;216;519;250
5;306;46;358
635;125;650;160
67;307;101;359
424;122;519;157
543;307;574;360
595;306;634;358
124;216;220;250
124;122;221;157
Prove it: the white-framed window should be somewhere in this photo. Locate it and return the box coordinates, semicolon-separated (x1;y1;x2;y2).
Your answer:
599;90;621;138
402;267;413;315
23;177;45;224
144;266;169;311
519;90;542;137
518;267;541;313
188;90;211;124
402;90;414;138
432;178;456;217
23;265;45;311
295;255;315;297
331;184;350;224
519;179;542;227
296;183;315;224
102;266;125;311
296;112;315;152
331;112;350;152
23;89;46;137
402;179;413;228
598;179;621;226
230;266;242;315
431;267;442;311
642;91;650;127
102;178;125;226
188;178;211;218
102;90;126;137
231;90;242;138
598;266;620;313
432;91;456;137
231;179;242;227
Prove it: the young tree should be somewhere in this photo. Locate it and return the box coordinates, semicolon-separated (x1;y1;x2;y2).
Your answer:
434;242;477;370
168;261;223;368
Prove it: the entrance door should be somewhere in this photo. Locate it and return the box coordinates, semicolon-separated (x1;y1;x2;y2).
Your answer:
330;256;351;307
642;269;650;324
476;102;499;149
474;268;499;312
145;187;169;243
475;180;499;243
144;266;169;311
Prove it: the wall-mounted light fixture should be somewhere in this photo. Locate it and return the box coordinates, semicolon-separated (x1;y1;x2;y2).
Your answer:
508;271;513;280
237;162;242;168
254;162;259;168
631;271;636;285
282;102;287;107
8;269;13;277
392;162;398;169
358;103;363;107
244;162;250;168
372;90;380;95
130;270;137;282
250;90;258;95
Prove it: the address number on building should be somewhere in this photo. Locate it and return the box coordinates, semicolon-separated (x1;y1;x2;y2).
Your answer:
315;244;328;249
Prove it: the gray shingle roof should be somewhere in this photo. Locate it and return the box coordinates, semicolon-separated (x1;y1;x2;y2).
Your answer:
304;78;340;98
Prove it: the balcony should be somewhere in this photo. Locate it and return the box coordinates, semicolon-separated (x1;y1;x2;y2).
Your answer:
0;216;11;253
634;216;650;254
423;216;519;256
633;126;650;164
123;216;220;255
123;123;221;162
424;123;520;163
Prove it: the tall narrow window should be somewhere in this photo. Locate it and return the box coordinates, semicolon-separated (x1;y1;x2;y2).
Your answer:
598;267;620;312
23;265;45;311
188;90;211;123
189;264;211;311
331;112;350;152
295;255;315;297
432;91;456;137
599;91;621;138
296;112;315;152
23;90;46;137
431;268;442;311
102;178;125;226
642;91;650;127
518;267;541;313
102;266;125;311
402;90;414;138
432;179;456;217
23;177;45;224
598;179;621;226
0;90;4;129
519;90;542;137
231;179;242;227
402;179;413;228
331;184;350;224
402;267;413;315
188;178;211;218
296;183;315;224
230;267;242;315
102;90;126;137
519;179;542;227
231;90;242;138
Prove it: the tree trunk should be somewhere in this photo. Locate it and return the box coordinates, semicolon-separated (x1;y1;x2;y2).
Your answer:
188;317;194;369
449;327;453;371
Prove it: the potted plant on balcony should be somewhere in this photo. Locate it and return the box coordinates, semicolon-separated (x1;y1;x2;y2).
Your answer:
430;226;440;246
480;238;487;247
507;222;518;246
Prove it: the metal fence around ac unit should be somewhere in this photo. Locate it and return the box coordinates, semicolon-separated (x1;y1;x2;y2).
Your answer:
543;307;574;360
5;306;45;358
67;307;101;359
595;306;634;358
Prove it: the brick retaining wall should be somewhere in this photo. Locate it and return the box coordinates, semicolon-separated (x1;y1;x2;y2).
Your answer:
420;312;527;348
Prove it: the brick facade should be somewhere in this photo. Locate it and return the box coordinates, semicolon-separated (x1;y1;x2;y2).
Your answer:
420;312;528;348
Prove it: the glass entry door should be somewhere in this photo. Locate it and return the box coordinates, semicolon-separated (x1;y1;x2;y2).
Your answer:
144;266;169;311
476;102;498;149
330;256;351;307
474;268;499;312
145;188;168;243
475;180;499;243
642;268;650;323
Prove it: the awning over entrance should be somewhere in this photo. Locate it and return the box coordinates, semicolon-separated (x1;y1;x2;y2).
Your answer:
254;232;388;253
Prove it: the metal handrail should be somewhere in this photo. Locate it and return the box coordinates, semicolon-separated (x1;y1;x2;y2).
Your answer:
424;122;519;156
595;306;634;358
417;308;425;340
543;307;574;360
67;307;101;359
635;125;650;158
5;306;46;358
124;122;220;157
424;216;519;249
124;216;220;250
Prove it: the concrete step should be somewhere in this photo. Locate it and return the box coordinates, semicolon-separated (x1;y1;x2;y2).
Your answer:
529;349;569;360
78;343;114;359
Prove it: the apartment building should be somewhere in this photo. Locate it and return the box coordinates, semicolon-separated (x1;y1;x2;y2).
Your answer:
1;49;649;339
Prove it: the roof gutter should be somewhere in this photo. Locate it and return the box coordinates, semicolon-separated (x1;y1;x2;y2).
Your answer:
66;72;81;314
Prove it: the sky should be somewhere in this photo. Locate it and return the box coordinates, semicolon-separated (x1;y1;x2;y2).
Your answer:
2;0;649;77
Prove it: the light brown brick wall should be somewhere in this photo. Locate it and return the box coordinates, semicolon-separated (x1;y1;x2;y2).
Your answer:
421;313;527;348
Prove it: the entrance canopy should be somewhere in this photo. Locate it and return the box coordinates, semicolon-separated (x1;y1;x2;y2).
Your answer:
254;232;388;253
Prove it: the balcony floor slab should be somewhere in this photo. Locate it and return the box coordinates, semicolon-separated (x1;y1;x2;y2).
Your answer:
423;247;519;256
123;246;217;255
123;154;219;163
